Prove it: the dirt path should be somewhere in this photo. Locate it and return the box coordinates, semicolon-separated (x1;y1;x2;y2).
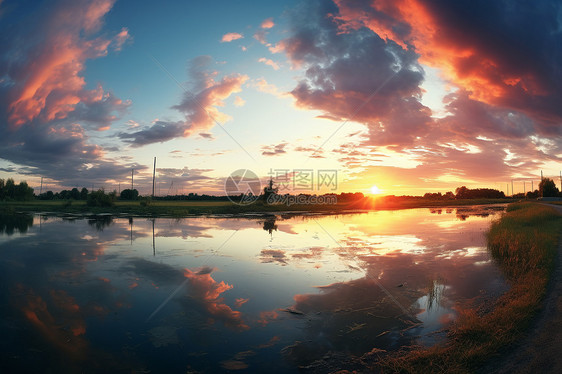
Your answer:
483;204;562;373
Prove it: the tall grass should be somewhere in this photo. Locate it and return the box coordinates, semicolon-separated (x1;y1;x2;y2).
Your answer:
378;203;561;373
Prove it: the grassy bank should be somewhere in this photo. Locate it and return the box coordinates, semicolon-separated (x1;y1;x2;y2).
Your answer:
377;202;561;373
0;197;512;217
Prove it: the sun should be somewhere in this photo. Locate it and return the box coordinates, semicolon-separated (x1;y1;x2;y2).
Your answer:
370;185;382;195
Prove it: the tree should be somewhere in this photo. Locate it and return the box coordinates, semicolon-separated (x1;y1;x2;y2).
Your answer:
80;187;89;200
444;191;455;199
263;178;278;204
120;189;139;200
526;190;539;199
70;188;80;200
455;186;469;199
14;181;34;201
5;178;15;199
539;178;559;197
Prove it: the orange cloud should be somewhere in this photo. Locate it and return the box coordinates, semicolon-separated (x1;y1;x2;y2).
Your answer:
221;32;244;42
257;310;278;326
235;298;249;307
183;267;248;330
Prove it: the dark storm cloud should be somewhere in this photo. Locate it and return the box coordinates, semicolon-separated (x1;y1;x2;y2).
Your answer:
275;0;433;149
336;0;562;132
275;0;561;180
118;120;185;147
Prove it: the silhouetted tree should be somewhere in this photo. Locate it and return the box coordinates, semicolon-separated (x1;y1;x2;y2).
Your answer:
5;178;15;199
455;186;505;199
0;179;33;201
444;191;455;199
526;190;539;199
80;187;89;200
539;178;559;197
263;178;278;204
120;189;139;200
14;181;34;201
70;188;80;200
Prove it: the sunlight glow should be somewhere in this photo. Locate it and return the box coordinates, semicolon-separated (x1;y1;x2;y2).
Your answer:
370;185;382;194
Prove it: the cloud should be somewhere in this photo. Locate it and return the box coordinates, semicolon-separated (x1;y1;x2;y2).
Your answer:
261;142;288;156
119;56;248;147
4;0;130;128
254;30;268;45
258;58;280;70
253;78;286;97
0;0;132;187
259;249;288;265
172;56;248;135
277;0;431;149
119;120;184;147
275;0;562;182
334;0;562;135
261;18;275;29
233;96;246;107
183;267;248;330
221;32;244;42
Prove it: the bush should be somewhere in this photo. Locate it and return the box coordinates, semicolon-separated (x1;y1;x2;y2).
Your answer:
86;189;116;207
140;197;151;207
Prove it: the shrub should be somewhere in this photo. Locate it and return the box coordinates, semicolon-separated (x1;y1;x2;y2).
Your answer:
86;189;116;207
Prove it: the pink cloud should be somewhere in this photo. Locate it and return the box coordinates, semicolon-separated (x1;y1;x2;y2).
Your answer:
172;71;249;136
261;17;275;29
122;57;248;146
253;78;286;97
233;96;246;107
221;32;244;42
6;0;130;128
0;0;136;189
258;57;280;70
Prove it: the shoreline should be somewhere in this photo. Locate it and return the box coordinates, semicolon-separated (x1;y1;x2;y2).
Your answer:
0;198;512;219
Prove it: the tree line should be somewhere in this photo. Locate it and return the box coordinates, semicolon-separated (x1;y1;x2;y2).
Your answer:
1;178;560;203
0;179;34;201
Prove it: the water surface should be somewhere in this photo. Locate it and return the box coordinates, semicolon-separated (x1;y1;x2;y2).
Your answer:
0;206;507;372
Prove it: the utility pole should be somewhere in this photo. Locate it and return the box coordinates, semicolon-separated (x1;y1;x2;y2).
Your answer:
532;180;534;192
152;157;156;198
507;183;509;196
40;177;43;195
131;168;134;190
560;171;561;192
118;183;121;194
511;179;514;196
523;181;526;196
541;170;543;181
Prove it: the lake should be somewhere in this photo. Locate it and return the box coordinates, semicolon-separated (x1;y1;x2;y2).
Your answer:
0;205;508;373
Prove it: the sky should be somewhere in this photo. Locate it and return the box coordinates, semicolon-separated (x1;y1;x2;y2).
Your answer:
1;0;561;196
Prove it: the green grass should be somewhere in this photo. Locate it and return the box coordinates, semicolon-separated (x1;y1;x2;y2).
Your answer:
377;202;562;373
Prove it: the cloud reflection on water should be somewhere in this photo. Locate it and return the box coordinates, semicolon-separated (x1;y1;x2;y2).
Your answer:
0;206;507;372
